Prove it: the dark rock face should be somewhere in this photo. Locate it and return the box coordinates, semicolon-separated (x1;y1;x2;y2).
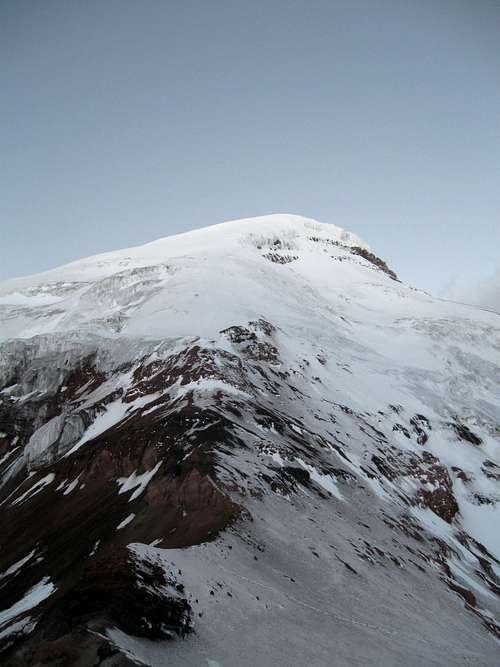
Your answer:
220;322;280;363
409;414;431;445
55;548;193;640
448;421;483;446
415;462;459;523
447;580;476;607
371;448;459;522
0;343;245;664
349;246;399;280
0;314;499;665
482;459;500;480
5;549;193;666
263;252;299;264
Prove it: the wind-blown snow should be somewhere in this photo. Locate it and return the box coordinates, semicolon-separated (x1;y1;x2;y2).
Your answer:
0;577;55;630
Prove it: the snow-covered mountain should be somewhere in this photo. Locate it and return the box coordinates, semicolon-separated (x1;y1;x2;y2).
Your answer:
0;214;499;666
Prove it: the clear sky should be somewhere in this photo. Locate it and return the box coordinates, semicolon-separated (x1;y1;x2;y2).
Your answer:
1;1;499;306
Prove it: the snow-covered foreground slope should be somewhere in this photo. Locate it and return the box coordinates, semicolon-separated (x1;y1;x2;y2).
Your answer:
0;214;499;666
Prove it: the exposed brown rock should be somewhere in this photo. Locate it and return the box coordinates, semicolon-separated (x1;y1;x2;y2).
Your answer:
448;421;482;446
349;246;398;280
447;580;476;607
482;460;500;481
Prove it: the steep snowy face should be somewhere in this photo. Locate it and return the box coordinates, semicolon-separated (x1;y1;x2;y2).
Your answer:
0;214;378;342
0;215;500;666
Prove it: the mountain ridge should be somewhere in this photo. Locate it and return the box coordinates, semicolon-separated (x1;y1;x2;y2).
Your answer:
0;214;368;288
0;215;499;666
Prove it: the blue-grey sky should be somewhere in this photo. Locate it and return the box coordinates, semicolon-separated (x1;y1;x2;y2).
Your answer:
1;1;499;303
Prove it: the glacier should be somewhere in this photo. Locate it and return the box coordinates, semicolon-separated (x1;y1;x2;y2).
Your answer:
0;214;499;666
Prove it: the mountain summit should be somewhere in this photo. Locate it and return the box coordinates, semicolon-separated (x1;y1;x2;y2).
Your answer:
0;214;374;342
0;215;499;666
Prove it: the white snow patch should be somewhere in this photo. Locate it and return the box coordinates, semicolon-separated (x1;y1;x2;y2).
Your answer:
271;451;286;466
459;499;500;561
295;458;344;500
0;616;36;641
65;392;166;458
65;399;131;456
62;474;81;495
89;540;100;557
0;577;55;630
0;447;19;466
448;559;495;600
149;538;163;547
176;378;249;399
116;513;135;530
0;550;36;580
117;462;162;501
12;474;55;506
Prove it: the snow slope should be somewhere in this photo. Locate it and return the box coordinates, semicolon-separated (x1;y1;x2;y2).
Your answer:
0;214;371;342
0;214;499;666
